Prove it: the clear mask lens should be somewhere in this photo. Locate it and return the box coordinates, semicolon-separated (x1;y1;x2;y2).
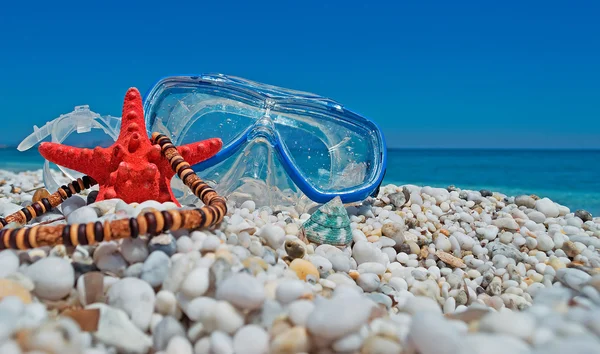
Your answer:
144;74;387;207
272;109;377;193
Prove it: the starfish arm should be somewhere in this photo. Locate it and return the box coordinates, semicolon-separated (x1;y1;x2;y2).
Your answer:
39;142;109;181
177;138;223;166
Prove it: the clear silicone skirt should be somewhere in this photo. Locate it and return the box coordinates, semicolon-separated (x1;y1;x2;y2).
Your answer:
17;105;120;193
18;74;387;212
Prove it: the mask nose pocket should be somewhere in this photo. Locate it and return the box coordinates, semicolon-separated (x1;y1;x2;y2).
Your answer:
181;133;306;209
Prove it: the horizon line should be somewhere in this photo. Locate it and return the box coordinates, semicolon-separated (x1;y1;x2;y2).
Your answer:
2;145;600;152
385;147;600;151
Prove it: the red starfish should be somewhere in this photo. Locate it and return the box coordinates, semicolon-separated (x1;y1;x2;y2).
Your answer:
38;87;222;206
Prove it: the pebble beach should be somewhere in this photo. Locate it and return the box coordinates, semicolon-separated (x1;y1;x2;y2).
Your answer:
1;169;600;354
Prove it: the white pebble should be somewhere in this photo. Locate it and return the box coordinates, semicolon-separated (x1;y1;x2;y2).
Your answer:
233;325;269;354
25;256;74;301
210;331;234;354
180;267;210;298
275;279;309;305
214;301;244;334
216;273;265;310
240;200;256;212
166;336;193;354
0;250;19;278
155;290;178;317
288;300;315;326
106;277;155;331
260;224;285;249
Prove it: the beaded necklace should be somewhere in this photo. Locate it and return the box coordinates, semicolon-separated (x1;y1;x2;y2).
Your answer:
0;133;227;250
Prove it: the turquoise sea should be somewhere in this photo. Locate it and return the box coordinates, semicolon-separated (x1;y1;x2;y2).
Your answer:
1;148;598;216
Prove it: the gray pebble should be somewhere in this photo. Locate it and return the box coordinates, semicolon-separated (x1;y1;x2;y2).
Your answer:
153;316;186;351
149;235;177;256
0;202;24;217
388;190;409;208
124;263;144;278
480;190;493;197
357;273;380;292
121;238;149;264
60;195;87;216
556;268;592;292
141;251;171;287
86;190;99;205
487;242;523;262
515;195;536;209
66;206;99;224
575;209;593;222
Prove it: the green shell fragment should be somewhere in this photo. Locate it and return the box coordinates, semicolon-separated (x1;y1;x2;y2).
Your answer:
302;196;352;246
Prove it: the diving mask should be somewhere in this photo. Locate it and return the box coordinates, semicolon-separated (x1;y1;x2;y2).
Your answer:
143;74;387;209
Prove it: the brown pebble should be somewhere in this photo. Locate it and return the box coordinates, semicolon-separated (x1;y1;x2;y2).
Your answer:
32;188;51;203
562;241;580;258
80;271;105;306
62;308;100;332
419;246;429;260
11;186;22;194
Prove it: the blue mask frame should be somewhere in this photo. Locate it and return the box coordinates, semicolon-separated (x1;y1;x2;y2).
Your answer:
142;73;387;204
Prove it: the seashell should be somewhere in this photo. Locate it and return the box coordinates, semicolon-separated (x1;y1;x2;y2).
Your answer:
445;307;490;323
32;187;51;203
435;250;466;269
301;196;352;246
284;239;306;260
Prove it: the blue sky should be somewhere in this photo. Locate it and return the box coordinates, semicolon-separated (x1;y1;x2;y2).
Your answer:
0;1;598;149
